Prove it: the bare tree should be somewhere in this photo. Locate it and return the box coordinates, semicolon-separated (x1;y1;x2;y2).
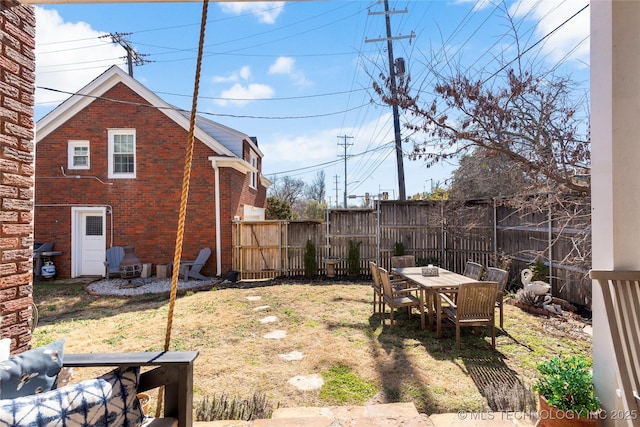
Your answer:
370;9;592;281
375;69;589;193
372;11;590;195
305;170;326;203
267;176;306;206
449;148;533;199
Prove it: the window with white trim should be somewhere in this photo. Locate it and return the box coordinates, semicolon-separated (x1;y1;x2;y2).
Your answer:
249;151;258;189
68;140;90;170
108;129;136;178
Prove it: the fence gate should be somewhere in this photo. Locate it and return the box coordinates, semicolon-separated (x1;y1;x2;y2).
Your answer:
232;221;285;280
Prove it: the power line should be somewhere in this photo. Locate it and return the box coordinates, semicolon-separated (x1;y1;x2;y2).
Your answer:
36;86;370;120
481;3;590;84
154;87;369;102
101;32;152;76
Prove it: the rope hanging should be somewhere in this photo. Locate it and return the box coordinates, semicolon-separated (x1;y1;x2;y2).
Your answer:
156;0;209;417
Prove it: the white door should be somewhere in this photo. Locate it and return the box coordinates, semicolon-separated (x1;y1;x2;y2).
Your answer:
72;207;106;277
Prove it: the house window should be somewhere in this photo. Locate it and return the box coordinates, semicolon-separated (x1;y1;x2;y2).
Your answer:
249;151;258;189
108;129;136;178
68;140;90;170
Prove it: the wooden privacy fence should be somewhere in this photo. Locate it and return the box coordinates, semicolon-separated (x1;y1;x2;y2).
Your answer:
231;196;592;307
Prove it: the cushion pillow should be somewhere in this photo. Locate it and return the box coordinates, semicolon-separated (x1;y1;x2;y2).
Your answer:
0;366;144;426
0;340;64;399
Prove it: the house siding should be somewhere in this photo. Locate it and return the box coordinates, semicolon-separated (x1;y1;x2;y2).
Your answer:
35;80;265;278
0;0;36;353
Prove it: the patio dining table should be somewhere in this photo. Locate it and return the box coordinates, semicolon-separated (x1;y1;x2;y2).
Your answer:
393;266;473;329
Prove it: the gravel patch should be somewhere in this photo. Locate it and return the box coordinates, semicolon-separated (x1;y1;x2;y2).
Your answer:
86;277;218;296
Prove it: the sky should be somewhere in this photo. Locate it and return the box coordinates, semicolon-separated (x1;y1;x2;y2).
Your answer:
34;0;590;206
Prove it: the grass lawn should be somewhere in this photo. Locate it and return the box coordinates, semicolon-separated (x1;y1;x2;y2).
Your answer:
32;278;591;416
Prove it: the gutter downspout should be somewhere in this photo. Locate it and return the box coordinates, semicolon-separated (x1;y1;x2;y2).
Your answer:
212;161;222;277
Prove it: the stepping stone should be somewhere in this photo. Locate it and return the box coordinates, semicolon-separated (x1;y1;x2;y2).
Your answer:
287;374;324;391
245;296;262;301
279;351;304;361
263;330;287;339
260;316;277;324
253;305;270;312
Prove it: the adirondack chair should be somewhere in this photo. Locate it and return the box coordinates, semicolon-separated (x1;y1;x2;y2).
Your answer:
180;247;211;280
103;246;125;278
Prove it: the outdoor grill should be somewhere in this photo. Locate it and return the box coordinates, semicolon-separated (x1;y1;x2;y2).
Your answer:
119;245;142;279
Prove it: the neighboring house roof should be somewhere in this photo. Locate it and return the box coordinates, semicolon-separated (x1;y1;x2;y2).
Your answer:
177;111;263;159
36;65;262;161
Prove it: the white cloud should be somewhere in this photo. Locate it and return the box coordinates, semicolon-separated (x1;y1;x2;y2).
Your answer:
212;66;252;84
264;113;394;166
268;57;294;75
216;83;274;106
218;2;285;25
453;0;495;12
239;66;252;80
510;0;590;66
35;7;126;110
268;57;310;87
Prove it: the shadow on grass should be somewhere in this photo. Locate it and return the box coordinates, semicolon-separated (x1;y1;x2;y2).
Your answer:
327;304;536;414
376;309;536;413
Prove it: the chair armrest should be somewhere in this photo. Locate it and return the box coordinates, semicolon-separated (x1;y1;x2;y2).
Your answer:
390;279;410;288
438;292;457;308
64;351;198;427
394;286;421;296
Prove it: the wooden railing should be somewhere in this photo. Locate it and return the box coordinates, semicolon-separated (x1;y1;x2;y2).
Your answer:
64;351;198;427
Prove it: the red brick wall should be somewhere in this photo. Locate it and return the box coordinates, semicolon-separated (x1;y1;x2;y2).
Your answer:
0;1;35;353
35;81;266;277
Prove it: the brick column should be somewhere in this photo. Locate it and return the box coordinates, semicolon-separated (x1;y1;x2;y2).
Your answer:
0;0;36;353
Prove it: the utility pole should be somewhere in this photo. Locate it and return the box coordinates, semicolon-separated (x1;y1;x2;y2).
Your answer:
333;175;340;208
366;0;414;201
102;32;151;77
337;135;354;208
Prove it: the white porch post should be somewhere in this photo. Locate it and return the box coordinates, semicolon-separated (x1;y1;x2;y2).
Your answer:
591;0;640;422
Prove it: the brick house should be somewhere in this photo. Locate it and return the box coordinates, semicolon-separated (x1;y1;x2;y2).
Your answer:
34;65;268;279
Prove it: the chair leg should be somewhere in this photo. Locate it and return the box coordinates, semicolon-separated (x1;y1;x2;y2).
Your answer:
491;323;496;349
456;324;461;350
373;291;377;314
436;299;442;338
499;304;504;329
390;307;395;327
419;295;425;330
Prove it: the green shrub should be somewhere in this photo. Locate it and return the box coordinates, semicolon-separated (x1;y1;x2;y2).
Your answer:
303;240;317;277
393;242;405;256
532;355;600;414
529;258;549;282
347;241;361;276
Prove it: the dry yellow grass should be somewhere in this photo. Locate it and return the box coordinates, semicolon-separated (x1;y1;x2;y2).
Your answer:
33;278;591;415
